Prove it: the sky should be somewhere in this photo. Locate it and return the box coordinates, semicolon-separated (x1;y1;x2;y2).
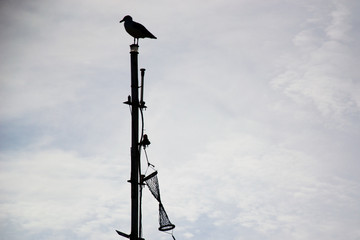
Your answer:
0;0;360;239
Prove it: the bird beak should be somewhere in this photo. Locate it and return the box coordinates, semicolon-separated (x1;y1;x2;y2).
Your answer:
120;19;124;23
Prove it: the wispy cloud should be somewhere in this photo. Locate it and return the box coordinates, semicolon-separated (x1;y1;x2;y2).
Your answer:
0;149;129;240
1;0;360;239
271;1;360;127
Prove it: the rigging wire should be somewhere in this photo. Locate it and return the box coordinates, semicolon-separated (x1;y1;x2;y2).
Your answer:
137;91;176;240
139;104;156;174
139;106;145;152
163;229;176;240
139;183;143;238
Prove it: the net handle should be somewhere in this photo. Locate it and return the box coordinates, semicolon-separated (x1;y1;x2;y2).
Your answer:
143;170;158;182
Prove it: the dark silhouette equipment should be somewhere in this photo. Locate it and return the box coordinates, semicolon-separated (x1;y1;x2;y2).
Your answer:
116;24;175;240
143;171;175;232
120;15;157;45
140;134;151;148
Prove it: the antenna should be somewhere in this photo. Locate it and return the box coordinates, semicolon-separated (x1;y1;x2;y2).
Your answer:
140;68;146;108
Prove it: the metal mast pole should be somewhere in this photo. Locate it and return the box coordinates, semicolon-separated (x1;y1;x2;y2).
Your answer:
130;43;140;240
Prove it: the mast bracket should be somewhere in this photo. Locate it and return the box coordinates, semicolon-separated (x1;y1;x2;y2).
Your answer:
116;230;130;239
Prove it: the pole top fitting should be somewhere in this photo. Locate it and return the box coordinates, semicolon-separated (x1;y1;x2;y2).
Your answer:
130;44;139;52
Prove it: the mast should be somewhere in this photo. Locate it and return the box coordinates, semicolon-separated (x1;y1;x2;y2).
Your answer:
130;43;141;240
116;44;143;240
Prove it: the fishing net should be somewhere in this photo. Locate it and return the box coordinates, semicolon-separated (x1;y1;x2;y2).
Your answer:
158;203;175;231
143;171;175;232
143;171;161;202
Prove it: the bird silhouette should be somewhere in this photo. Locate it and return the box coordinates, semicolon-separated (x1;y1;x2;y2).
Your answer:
120;15;157;45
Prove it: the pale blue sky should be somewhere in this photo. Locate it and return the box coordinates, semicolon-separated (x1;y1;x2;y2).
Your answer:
1;0;360;240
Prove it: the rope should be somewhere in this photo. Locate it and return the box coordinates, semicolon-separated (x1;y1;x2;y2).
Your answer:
143;147;155;176
163;229;176;240
139;107;145;152
139;183;143;238
137;98;176;240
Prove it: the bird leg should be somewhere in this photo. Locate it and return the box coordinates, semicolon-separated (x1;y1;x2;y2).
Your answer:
132;38;140;45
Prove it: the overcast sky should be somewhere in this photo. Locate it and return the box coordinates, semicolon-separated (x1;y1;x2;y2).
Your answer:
1;0;360;240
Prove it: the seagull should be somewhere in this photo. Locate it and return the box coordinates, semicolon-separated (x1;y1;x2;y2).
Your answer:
120;15;157;45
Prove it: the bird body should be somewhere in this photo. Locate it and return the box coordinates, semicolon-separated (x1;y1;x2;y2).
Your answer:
120;15;157;44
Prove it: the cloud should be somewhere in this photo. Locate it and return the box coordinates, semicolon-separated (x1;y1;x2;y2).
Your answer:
161;134;360;239
0;148;130;240
1;0;360;240
0;0;127;121
271;1;360;127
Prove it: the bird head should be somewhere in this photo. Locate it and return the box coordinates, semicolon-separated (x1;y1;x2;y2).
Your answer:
120;15;132;23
